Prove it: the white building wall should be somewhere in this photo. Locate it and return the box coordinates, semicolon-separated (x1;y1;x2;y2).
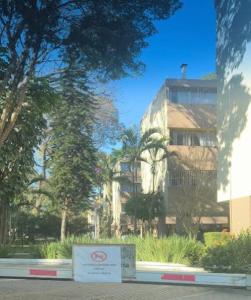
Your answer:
141;85;169;196
112;180;121;227
217;1;251;202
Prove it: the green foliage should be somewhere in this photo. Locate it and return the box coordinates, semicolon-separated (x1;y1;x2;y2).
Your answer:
121;127;165;164
125;192;165;223
39;235;93;259
123;235;204;265
201;231;251;274
67;214;89;236
0;0;182;81
204;232;232;248
121;127;168;221
39;235;203;265
0;0;181;149
39;242;60;259
0;245;10;257
49;74;98;237
0;78;58;244
0;78;58;204
13;212;61;242
96;150;127;189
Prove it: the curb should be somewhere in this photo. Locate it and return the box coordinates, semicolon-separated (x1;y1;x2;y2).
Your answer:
0;259;250;289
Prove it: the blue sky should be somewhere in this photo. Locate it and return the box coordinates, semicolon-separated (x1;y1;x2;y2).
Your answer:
110;0;216;128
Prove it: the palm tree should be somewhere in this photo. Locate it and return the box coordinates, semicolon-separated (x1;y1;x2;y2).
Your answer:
121;126;167;232
144;138;169;193
96;150;129;237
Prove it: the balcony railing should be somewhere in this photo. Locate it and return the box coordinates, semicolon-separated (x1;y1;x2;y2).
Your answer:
168;170;216;186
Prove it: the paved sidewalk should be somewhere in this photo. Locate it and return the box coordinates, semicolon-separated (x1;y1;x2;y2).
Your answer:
0;279;250;300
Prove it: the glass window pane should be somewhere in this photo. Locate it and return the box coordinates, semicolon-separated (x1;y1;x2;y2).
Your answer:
120;162;130;172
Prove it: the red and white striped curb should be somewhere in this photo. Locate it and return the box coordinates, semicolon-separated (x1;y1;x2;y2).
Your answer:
0;259;250;289
0;259;72;279
136;270;247;287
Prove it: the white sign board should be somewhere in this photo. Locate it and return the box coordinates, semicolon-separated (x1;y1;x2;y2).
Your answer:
121;244;136;279
73;245;122;283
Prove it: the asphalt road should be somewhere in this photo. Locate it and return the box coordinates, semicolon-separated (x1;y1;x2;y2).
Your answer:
0;279;250;300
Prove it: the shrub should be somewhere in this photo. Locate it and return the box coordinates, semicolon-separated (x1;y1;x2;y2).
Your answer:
39;242;60;259
201;230;251;273
39;234;93;259
204;232;232;248
39;234;203;265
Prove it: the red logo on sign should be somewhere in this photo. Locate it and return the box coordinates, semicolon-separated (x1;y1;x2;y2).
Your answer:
91;251;107;262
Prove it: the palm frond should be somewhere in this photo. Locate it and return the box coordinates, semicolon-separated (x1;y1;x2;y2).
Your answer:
30;189;54;199
137;156;150;164
140;128;163;146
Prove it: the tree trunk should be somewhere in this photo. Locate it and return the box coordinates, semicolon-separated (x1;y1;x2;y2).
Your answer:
133;160;138;233
107;202;113;238
152;168;155;193
0;203;8;245
157;215;166;237
60;207;68;241
140;223;143;238
94;208;100;240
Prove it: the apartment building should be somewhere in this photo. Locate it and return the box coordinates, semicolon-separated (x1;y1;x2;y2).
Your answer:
141;69;229;234
217;1;251;234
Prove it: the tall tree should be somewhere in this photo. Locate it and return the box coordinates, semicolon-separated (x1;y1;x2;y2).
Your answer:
0;0;182;146
0;78;57;244
50;72;97;241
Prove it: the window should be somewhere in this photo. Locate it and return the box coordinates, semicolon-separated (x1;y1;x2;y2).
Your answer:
169;88;216;105
170;89;178;103
120;183;133;193
120;162;140;173
120;182;141;193
170;130;216;147
120;162;131;172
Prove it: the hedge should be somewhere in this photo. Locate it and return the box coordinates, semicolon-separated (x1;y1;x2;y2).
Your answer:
201;230;251;274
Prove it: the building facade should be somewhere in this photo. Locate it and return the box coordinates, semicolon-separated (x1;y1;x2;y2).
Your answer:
217;1;251;234
141;75;229;234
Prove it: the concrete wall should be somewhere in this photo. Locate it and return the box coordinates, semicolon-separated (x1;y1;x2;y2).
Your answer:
217;1;251;233
230;196;251;234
